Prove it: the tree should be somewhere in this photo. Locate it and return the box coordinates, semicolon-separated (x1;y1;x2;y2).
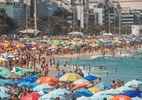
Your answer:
0;15;18;34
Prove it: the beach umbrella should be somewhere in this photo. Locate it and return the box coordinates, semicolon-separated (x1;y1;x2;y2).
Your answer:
33;84;54;91
33;74;42;78
50;88;70;96
0;92;10;99
17;82;32;87
2;80;15;86
110;95;132;100
16;71;24;76
123;90;142;98
38;93;62;100
55;74;64;79
63;93;81;100
88;87;100;93
23;69;34;74
11;67;21;72
94;95;114;100
30;82;39;88
74;88;93;97
72;84;88;90
125;80;142;87
22;92;41;100
0;87;10;93
39;88;70;99
84;75;97;81
59;73;83;81
115;86;135;93
4;72;21;79
0;75;3;79
96;82;111;90
131;97;142;100
73;79;90;85
103;89;121;95
0;67;11;76
17;76;37;84
36;76;59;86
77;73;84;77
77;96;94;100
37;90;48;95
92;91;108;97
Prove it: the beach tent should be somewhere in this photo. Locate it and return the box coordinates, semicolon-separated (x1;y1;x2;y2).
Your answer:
67;31;83;36
20;29;41;34
103;33;108;36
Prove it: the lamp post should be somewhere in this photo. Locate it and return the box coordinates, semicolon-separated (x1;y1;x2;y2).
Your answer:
34;0;37;31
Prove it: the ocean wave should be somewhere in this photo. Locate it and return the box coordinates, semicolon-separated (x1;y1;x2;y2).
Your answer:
90;55;102;59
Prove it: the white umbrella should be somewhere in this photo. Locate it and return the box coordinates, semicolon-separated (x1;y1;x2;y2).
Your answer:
115;86;135;93
102;89;121;95
73;79;90;85
77;96;94;100
125;80;142;87
131;97;142;100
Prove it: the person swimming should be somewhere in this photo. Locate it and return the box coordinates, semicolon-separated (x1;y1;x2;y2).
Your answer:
114;68;117;73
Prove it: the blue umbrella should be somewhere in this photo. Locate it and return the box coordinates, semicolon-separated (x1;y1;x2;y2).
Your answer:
84;75;97;81
0;82;4;86
16;76;37;84
33;84;54;91
0;75;3;79
23;76;37;82
0;92;10;99
63;93;81;100
50;88;70;96
17;82;32;87
0;87;10;93
30;82;39;88
96;82;111;90
77;73;84;77
39;89;70;100
55;74;64;79
2;80;15;86
74;88;93;97
123;90;142;98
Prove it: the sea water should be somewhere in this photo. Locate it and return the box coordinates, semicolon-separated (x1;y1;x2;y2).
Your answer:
61;51;142;83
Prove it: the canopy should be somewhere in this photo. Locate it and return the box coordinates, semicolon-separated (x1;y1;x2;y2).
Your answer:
67;31;83;36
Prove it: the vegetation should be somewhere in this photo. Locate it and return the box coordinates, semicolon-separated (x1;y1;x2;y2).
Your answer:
0;7;131;36
0;14;18;34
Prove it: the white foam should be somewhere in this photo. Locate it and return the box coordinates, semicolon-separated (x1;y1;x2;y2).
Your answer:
90;55;102;59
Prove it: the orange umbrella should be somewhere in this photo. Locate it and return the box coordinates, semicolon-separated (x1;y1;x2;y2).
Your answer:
36;76;59;86
110;95;132;100
72;84;88;90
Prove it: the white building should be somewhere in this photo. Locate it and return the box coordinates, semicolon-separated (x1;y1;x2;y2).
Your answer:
88;1;104;25
132;25;142;36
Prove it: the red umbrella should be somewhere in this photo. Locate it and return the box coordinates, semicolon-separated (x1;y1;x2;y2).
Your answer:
22;93;41;100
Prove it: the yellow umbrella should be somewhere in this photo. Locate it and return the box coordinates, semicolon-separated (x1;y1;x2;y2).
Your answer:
73;79;90;85
59;73;83;81
88;87;100;93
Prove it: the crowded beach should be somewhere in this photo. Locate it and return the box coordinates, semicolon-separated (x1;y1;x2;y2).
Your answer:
0;34;142;100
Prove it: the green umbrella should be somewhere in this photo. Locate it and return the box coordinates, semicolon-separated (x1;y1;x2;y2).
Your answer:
16;71;24;76
0;67;11;76
34;74;42;78
23;69;34;74
11;67;21;72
